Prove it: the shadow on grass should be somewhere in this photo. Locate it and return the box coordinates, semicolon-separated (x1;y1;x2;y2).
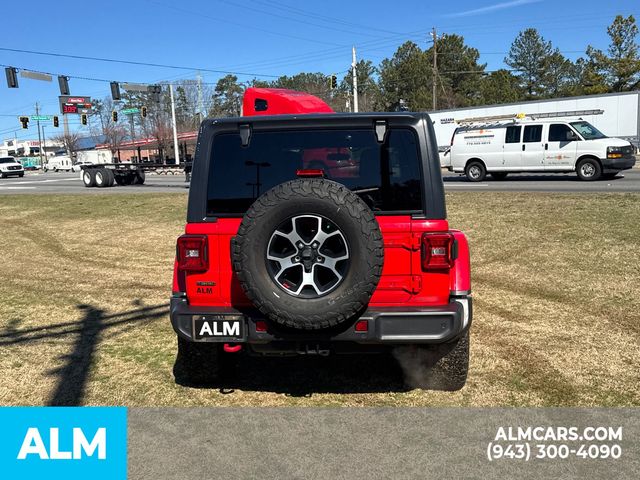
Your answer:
178;352;409;397
0;302;168;406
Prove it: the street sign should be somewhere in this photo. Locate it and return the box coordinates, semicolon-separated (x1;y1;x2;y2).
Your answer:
20;70;52;82
121;108;140;115
30;115;52;121
122;83;148;92
59;95;93;115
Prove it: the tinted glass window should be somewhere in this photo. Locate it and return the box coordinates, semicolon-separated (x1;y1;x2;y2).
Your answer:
0;158;15;164
523;125;542;143
207;129;423;215
505;126;521;143
254;98;268;111
548;124;574;142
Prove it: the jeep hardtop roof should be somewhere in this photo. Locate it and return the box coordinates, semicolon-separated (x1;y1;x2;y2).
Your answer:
187;112;446;222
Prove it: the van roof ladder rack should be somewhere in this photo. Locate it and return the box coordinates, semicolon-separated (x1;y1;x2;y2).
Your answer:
456;109;604;125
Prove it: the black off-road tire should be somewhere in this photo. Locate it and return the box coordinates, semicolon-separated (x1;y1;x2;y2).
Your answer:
173;336;223;386
393;330;470;391
232;178;384;330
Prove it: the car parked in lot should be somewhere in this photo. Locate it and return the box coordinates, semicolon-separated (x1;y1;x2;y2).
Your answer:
447;118;636;181
0;156;24;178
170;108;473;391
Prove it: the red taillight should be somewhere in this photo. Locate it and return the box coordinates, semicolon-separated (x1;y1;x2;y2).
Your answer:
296;169;325;178
255;320;267;332
421;232;455;271
176;235;208;272
354;320;368;332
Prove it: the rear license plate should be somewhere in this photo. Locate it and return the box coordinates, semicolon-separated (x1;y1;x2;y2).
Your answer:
192;315;245;341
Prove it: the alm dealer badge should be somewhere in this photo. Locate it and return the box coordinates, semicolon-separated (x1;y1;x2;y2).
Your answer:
192;315;245;341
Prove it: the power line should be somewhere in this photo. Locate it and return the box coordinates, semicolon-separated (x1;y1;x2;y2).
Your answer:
0;47;281;79
145;0;343;47
218;0;388;38
250;0;402;35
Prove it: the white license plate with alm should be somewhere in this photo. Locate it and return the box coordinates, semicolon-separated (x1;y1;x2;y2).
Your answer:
192;315;244;341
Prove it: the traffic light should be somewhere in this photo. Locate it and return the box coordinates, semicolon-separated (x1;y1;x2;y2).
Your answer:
81;114;88;125
5;67;18;88
110;81;121;101
148;84;161;103
19;116;29;129
112;111;118;122
58;76;70;95
53;116;59;127
141;106;147;118
330;74;337;90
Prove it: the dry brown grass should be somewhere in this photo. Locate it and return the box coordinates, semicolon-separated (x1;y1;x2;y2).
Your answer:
0;192;638;406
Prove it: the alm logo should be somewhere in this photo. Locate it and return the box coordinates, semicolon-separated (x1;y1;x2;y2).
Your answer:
17;427;107;460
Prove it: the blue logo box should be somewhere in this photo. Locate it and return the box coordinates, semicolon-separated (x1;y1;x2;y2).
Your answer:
0;407;127;479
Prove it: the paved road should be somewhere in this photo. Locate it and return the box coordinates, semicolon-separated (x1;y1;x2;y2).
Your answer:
1;169;640;194
442;168;640;192
0;171;190;194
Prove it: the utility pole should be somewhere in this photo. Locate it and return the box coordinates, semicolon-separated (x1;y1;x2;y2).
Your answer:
35;103;44;167
41;125;47;161
431;27;438;111
197;72;203;124
63;114;69;138
169;84;181;166
129;114;135;143
351;46;359;113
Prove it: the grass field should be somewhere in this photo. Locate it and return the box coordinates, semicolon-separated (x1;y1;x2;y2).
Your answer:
0;192;639;407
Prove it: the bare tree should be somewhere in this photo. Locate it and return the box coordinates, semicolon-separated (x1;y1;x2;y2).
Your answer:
91;97;127;158
140;95;173;163
175;79;212;131
51;132;81;158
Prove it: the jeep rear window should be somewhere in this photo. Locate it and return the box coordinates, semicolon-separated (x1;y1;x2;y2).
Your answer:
206;129;423;215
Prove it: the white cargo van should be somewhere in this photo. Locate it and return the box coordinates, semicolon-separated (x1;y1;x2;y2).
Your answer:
43;155;73;172
447;117;636;181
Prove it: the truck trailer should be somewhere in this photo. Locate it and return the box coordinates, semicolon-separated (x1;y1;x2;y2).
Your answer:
428;91;640;152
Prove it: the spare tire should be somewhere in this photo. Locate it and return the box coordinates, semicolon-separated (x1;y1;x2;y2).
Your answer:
232;178;384;330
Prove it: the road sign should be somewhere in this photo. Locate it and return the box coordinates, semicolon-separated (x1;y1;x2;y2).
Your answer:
30;115;52;121
121;108;140;115
20;70;52;82
59;95;93;115
122;83;149;92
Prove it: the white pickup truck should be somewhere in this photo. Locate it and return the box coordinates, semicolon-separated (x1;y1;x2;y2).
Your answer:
0;156;25;178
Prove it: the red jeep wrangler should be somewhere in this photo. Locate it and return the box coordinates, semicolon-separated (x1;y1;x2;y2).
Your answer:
171;92;472;391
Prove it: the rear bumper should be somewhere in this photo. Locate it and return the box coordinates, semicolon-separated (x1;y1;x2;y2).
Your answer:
170;295;472;345
600;156;635;171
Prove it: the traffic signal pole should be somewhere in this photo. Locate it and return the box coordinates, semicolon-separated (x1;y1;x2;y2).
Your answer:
169;84;180;166
35;102;44;167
